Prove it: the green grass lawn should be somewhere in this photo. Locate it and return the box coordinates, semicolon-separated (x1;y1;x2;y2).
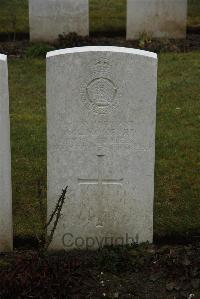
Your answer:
8;52;200;240
90;0;126;35
9;58;46;237
188;0;200;27
0;0;199;34
0;0;29;33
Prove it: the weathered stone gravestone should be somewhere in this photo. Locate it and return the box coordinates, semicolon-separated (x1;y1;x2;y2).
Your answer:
127;0;187;40
29;0;89;42
0;54;12;252
47;46;157;250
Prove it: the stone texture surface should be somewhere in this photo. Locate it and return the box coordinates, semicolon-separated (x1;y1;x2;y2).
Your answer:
127;0;187;39
0;54;12;252
47;46;157;250
29;0;89;42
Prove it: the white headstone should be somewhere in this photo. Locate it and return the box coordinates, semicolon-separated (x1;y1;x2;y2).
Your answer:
47;46;157;250
127;0;187;40
29;0;89;42
0;54;12;252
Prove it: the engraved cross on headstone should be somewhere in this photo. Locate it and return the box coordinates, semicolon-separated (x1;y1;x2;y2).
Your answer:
78;155;123;227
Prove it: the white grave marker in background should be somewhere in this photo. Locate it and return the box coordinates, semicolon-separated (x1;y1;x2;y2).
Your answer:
0;54;12;252
29;0;89;42
127;0;187;40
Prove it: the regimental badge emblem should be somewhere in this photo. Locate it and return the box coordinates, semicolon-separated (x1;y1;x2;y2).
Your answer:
86;78;117;108
80;59;119;114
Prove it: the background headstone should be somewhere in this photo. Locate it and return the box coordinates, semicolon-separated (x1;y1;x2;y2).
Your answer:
29;0;89;42
0;54;12;252
47;46;157;250
127;0;187;39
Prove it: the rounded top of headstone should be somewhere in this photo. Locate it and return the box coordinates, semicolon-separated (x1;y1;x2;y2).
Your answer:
0;54;7;62
46;46;157;60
